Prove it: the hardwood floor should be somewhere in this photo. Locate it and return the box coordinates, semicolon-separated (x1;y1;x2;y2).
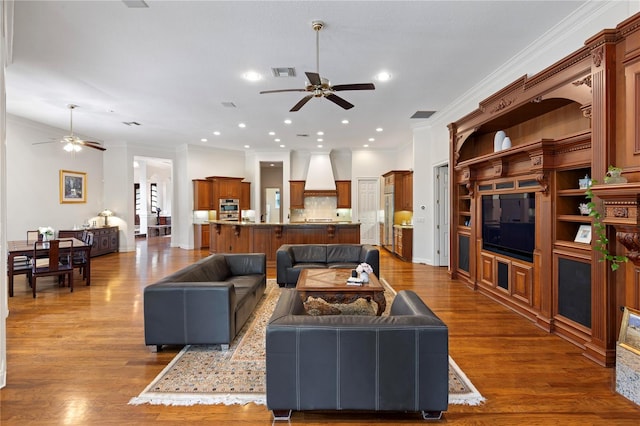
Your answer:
2;236;639;425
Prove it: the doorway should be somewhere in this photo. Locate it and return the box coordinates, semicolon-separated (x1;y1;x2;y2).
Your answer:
356;178;380;245
435;164;449;267
264;188;281;223
134;156;173;239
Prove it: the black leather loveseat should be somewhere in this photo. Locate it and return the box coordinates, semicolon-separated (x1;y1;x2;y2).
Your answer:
265;288;449;420
144;253;266;351
276;244;379;287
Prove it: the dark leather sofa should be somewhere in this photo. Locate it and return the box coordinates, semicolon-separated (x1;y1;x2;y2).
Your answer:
276;244;379;287
143;253;266;351
265;288;449;420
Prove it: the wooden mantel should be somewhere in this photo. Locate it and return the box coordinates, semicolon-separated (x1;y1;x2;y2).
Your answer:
590;182;640;266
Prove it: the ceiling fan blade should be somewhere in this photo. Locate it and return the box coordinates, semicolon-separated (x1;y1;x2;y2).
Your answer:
305;72;322;86
290;94;314;112
332;83;376;91
81;140;107;151
260;88;307;94
325;93;354;110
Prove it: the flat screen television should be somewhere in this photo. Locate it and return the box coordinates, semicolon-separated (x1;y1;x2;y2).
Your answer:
481;192;535;262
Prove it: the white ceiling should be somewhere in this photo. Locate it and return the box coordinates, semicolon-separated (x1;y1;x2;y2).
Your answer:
6;0;588;153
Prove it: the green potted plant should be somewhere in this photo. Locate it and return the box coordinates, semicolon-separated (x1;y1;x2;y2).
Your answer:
585;179;628;271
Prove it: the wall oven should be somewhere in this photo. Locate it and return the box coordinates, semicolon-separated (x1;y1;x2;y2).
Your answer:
219;198;240;221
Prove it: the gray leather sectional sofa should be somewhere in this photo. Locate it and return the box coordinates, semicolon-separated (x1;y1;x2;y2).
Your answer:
143;253;266;351
265;288;449;420
276;244;379;287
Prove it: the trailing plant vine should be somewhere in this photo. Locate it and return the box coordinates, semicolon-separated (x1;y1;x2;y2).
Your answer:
585;181;628;271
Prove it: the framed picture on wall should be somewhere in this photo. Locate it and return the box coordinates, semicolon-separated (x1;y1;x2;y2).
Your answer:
574;224;592;244
619;307;640;355
60;169;87;203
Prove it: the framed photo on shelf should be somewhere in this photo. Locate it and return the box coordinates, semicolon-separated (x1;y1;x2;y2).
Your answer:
60;169;87;204
619;307;640;355
574;224;592;244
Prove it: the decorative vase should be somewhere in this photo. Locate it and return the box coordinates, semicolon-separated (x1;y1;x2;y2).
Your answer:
578;203;590;216
360;272;369;283
604;168;627;184
494;130;506;152
42;234;50;242
501;136;512;150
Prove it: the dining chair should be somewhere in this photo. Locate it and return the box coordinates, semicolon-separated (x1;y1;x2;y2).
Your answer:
72;231;93;281
26;230;40;243
8;230;41;293
31;239;74;298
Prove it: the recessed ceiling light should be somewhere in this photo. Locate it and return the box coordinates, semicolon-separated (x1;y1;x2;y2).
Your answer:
244;145;250;149
375;71;391;81
284;119;292;124
268;131;275;136
238;123;246;128
279;144;285;148
317;144;323;148
242;71;262;81
201;138;208;142
213;131;221;136
317;131;324;136
376;127;383;132
275;138;281;142
368;138;375;142
341;119;349;124
363;144;369;148
317;138;323;142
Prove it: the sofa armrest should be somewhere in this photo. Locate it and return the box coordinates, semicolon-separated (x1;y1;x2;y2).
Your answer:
224;253;266;276
360;245;380;277
390;290;445;324
276;245;294;285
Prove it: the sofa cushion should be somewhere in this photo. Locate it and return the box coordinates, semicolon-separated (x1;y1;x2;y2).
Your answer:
290;245;327;263
326;245;362;264
327;262;360;270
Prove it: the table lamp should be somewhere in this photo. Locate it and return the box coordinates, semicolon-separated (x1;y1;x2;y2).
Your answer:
99;209;114;226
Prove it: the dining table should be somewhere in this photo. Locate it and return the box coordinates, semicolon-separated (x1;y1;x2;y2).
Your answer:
7;238;91;297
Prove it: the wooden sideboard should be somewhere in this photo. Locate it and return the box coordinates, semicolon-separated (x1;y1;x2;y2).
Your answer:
58;226;119;257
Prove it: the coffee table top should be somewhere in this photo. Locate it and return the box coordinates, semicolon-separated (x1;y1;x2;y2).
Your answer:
297;268;384;292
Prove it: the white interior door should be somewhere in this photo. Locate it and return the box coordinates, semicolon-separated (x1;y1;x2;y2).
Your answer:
436;165;449;266
357;178;379;245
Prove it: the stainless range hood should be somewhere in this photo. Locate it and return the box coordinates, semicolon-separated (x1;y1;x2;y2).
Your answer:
304;152;336;195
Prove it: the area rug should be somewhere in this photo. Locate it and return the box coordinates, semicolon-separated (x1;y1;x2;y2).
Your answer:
129;279;485;407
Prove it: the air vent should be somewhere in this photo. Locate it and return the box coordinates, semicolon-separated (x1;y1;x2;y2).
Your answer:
271;67;296;77
296;134;309;137
410;110;436;119
222;102;237;108
123;121;141;126
122;0;149;8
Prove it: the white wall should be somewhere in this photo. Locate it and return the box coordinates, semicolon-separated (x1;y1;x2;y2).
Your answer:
5;115;105;240
410;0;639;266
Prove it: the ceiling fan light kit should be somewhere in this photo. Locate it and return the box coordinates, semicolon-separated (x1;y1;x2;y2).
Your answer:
33;104;106;153
260;20;375;112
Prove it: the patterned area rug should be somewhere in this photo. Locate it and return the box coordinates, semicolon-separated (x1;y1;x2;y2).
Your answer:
129;279;484;407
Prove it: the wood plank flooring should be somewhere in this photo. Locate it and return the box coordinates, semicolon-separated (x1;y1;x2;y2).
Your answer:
1;236;639;424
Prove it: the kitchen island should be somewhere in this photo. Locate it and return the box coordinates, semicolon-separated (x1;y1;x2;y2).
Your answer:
209;221;360;262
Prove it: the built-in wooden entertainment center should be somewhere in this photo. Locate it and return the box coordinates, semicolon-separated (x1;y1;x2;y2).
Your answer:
449;14;640;366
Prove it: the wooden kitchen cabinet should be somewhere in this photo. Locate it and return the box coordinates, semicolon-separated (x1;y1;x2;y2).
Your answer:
240;181;251;210
290;180;305;209
335;180;351;208
192;179;212;210
207;176;243;203
383;170;413;212
193;224;209;248
393;226;413;261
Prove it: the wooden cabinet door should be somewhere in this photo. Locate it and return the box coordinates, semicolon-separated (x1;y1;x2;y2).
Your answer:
290;181;305;209
402;172;413;211
335;180;351;208
240;182;251;210
193;179;212;210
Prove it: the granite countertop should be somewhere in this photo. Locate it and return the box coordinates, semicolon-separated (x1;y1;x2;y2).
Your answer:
208;220;356;226
393;224;414;229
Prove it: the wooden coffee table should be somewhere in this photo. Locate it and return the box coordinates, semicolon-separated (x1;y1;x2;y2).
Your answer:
296;268;386;316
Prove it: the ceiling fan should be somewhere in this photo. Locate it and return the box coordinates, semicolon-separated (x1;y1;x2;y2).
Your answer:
34;104;106;152
259;20;375;112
